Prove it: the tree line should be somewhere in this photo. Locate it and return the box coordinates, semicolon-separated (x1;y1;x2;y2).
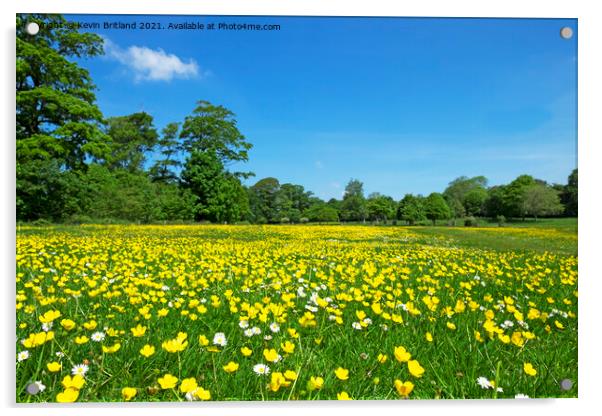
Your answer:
16;14;578;225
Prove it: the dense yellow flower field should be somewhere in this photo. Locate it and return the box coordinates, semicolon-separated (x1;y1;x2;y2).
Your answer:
16;224;577;402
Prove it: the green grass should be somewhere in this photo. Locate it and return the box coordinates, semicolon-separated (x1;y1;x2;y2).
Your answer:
16;223;578;402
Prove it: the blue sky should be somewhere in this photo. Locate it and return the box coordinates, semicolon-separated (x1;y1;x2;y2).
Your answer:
68;15;577;200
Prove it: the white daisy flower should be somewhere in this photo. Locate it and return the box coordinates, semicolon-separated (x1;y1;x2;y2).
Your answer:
253;363;270;376
71;363;89;377
213;332;227;347
269;323;280;333
515;394;529;399
239;320;249;329
305;305;318;312
17;350;29;362
264;335;273;341
363;318;372;325
352;322;362;330
91;331;105;342
185;389;198;401
251;326;261;335
244;329;254;337
55;351;65;358
34;381;46;392
297;287;306;298
500;320;514;329
477;376;492;389
41;322;53;332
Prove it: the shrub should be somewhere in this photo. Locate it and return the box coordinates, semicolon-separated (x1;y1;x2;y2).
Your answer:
66;214;94;224
464;216;478;227
30;218;52;226
496;215;506;226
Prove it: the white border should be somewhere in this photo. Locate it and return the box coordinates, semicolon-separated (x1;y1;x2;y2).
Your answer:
2;1;601;416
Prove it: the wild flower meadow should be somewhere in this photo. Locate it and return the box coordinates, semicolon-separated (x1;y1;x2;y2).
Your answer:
16;224;577;402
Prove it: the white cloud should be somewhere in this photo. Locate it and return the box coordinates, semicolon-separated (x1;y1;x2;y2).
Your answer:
104;38;199;82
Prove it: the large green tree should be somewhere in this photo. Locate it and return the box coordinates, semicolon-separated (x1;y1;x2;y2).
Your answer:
463;187;488;216
424;192;451;225
503;174;536;220
304;203;339;222
16;14;109;169
522;184;564;221
181;151;248;223
17;14;111;221
340;179;367;222
562;169;578;217
397;194;426;225
104;112;158;172
150;122;183;183
443;176;488;219
248;177;281;223
367;193;397;222
180;100;252;173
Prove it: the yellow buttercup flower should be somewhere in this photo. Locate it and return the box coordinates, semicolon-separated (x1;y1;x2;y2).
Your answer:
179;377;198;393
394;346;412;362
122;387;137;401
102;343;121;353
162;336;188;353
281;340;295;354
269;372;290;392
284;370;297;381
60;319;76;331
240;346;252;357
408;360;425;378
223;361;239;373
140;344;155;357
39;310;61;324
131;324;147;337
75;335;89;344
334;367;349;381
337;391;353;400
47;361;61;372
62;375;85;390
308;376;324;391
56;388;79;403
394;380;414;397
158;373;178;389
194;387;211;400
523;362;537;376
83;320;97;330
263;348;280;363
